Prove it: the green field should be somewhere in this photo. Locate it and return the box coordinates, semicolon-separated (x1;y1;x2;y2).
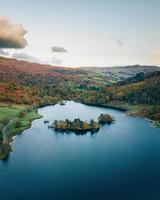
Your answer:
0;106;23;121
0;105;26;139
8;110;41;137
0;104;41;159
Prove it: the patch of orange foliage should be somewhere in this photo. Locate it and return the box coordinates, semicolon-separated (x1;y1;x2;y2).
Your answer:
0;84;6;94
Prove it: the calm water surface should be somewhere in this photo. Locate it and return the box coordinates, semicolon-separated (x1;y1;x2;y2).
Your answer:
0;101;160;200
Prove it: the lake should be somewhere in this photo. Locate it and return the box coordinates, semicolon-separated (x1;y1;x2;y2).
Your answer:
0;101;160;200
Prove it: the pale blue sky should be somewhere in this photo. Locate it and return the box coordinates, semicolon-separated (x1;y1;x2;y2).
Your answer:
0;0;160;66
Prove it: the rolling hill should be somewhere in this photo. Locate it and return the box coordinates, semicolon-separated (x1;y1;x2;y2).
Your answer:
0;56;159;122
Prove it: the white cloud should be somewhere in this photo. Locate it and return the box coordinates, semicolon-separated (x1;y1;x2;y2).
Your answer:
12;53;40;63
12;52;63;65
0;48;9;56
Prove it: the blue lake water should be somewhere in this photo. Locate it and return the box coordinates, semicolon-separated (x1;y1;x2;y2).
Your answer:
0;101;160;200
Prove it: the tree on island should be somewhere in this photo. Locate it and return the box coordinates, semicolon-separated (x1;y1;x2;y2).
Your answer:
52;118;100;133
98;114;114;124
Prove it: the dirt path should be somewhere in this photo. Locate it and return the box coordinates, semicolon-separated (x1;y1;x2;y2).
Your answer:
2;118;17;144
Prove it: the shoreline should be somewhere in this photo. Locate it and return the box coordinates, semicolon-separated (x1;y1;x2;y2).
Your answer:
1;100;159;160
78;101;127;111
42;100;160;127
77;100;160;128
0;107;42;160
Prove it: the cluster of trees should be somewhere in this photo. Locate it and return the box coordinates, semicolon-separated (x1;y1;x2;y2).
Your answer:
79;72;160;107
98;114;114;124
0;143;11;159
105;72;160;105
53;118;100;131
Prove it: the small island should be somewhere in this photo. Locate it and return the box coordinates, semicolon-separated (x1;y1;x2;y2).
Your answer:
49;113;114;134
51;118;100;133
98;114;115;124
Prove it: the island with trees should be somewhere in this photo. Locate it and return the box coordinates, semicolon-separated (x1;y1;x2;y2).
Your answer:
51;118;100;133
98;114;115;124
50;114;114;134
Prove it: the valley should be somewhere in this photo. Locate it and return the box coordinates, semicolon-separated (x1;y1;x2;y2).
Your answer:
0;56;160;159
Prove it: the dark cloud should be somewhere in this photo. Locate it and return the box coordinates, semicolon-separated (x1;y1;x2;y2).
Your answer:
0;48;9;56
12;53;40;63
52;46;68;53
0;16;27;49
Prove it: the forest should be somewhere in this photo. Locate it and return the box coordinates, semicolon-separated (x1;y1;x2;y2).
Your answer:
0;56;160;121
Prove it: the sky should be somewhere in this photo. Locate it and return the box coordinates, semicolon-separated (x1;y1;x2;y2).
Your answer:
0;0;160;67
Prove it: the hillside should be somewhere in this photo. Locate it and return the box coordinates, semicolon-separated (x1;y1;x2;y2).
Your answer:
0;56;88;79
0;57;89;105
83;65;160;81
0;56;160;121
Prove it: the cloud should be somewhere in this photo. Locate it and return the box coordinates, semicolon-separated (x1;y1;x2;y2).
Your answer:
109;36;123;46
12;52;63;65
0;16;27;49
115;39;123;46
0;48;9;56
51;57;63;65
12;53;40;63
51;46;68;53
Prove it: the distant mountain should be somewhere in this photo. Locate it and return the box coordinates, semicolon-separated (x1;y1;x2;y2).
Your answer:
0;56;87;81
1;56;159;81
83;65;160;81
